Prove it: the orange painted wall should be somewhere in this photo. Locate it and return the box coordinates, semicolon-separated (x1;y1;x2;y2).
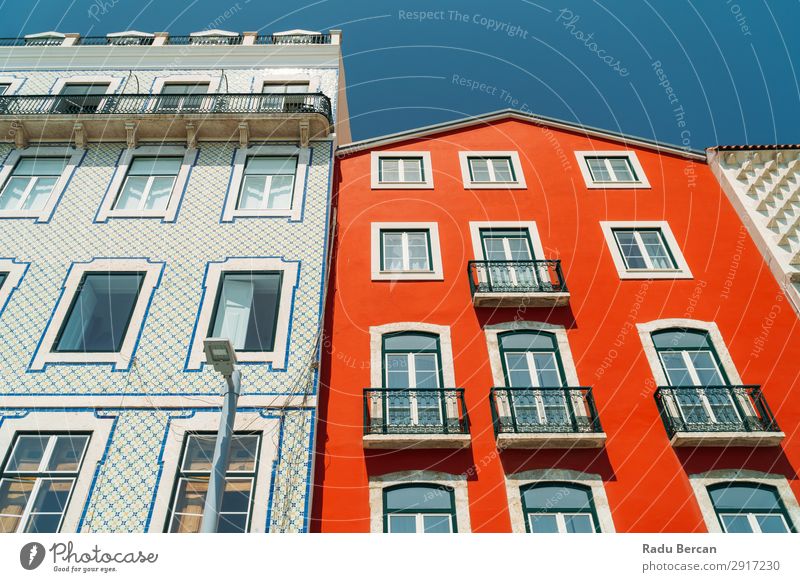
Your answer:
311;118;800;533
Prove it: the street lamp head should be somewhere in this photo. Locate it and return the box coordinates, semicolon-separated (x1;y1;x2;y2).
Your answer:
203;337;237;376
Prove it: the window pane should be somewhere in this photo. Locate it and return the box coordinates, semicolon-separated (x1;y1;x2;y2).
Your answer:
406;232;430;271
689;351;724;386
0;272;6;289
529;513;559;533
385;486;453;511
710;484;782;512
143;176;175;211
128;157;181;176
267;175;294;209
614;231;647;269
161;83;209;95
238;175;267;209
217;512;247;533
0;177;30;210
228;436;259;472
0;84;9;95
721;514;753;533
469;158;491;182
500;332;557;352
413;354;440;388
586;158;611;181
490;158;514;181
245;157;296;175
401;159;423;183
385;354;411;388
55;273;145;353
220;479;252;514
565;513;594;533
523;485;592;511
381;233;404;270
505;353;532;388
756;515;789;533
28;479;72;514
21;177;58;211
7;436;49;472
172;479;206;519
47;436;89;472
422;514;452;533
115;176;148;210
59;84;109;96
24;513;62;533
533;353;561;387
210;273;282;352
170;512;202;533
0;479;34;525
383;333;438;352
388;514;416;533
639;231;674;269
379;159;401;182
608;157;635;181
652;329;711;350
15;158;68;176
660;353;694;387
182;435;216;472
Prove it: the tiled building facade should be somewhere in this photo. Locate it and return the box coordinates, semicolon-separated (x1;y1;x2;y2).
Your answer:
0;29;348;533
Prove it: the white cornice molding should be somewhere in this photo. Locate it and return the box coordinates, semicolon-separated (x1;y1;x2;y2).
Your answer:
0;45;341;70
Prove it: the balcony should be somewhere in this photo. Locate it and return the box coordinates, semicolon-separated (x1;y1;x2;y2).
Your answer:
655;385;784;447
0;92;333;148
467;260;570;308
490;387;606;449
363;388;471;449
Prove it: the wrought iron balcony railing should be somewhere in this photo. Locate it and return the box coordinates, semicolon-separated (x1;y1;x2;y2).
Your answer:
364;388;469;436
490;386;603;435
0;92;333;122
77;36;155;46
256;33;331;44
467;260;567;295
655;385;781;438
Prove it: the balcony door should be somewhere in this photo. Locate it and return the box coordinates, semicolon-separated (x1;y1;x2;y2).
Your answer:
56;83;110;114
499;331;569;427
156;83;210;113
480;229;537;289
653;329;739;427
383;333;443;428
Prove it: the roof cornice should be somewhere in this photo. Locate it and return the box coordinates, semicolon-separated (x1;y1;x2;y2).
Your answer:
338;109;706;161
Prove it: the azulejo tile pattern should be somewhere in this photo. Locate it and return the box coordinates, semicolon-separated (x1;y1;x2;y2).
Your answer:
0;66;336;532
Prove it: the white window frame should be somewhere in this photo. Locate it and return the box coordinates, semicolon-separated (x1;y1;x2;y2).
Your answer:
600;221;692;279
0;146;83;222
505;469;615;533
95;146;195;222
147;411;279;533
51;76;123;96
222;145;310;222
575;150;650;189
636;319;743;387
689;470;800;533
30;258;164;371
0;411;115;533
370;222;443;281
0;258;28;315
186;257;299;370
368;470;471;533
0;76;25;95
458;151;527;189
371;151;434;189
150;75;217;112
468;221;546;260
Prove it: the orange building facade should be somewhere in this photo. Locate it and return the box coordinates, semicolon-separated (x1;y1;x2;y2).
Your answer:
312;111;800;533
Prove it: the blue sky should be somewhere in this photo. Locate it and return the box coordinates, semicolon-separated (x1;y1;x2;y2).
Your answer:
1;0;797;147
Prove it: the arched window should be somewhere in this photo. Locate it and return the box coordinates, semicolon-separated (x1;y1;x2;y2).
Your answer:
708;483;795;533
652;329;738;427
521;482;599;533
498;331;569;427
383;484;456;533
382;332;442;427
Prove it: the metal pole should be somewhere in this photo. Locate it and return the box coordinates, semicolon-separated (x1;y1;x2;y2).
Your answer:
200;368;241;533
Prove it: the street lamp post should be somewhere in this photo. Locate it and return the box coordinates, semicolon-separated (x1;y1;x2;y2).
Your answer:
200;338;241;533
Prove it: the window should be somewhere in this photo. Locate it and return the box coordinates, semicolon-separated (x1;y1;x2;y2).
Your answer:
30;259;163;370
521;483;599;533
262;82;309;93
0;77;24;98
371;223;444;281
371;152;434;189
383;485;456;533
167;434;260;533
0;84;9;95
223;146;309;221
54;83;110;114
96;146;194;222
469;157;514;182
53;272;145;353
600;222;691;279
379;157;424;184
382;332;443;428
575;151;650;188
0;259;28;318
381;230;432;272
113;157;181;212
478;228;542;289
613;228;677;270
0;157;68;213
208;272;282;352
156;83;210;112
0;272;6;289
237;157;297;211
0;434;89;533
459;151;526;189
186;258;298;370
709;483;795;533
653;329;741;428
